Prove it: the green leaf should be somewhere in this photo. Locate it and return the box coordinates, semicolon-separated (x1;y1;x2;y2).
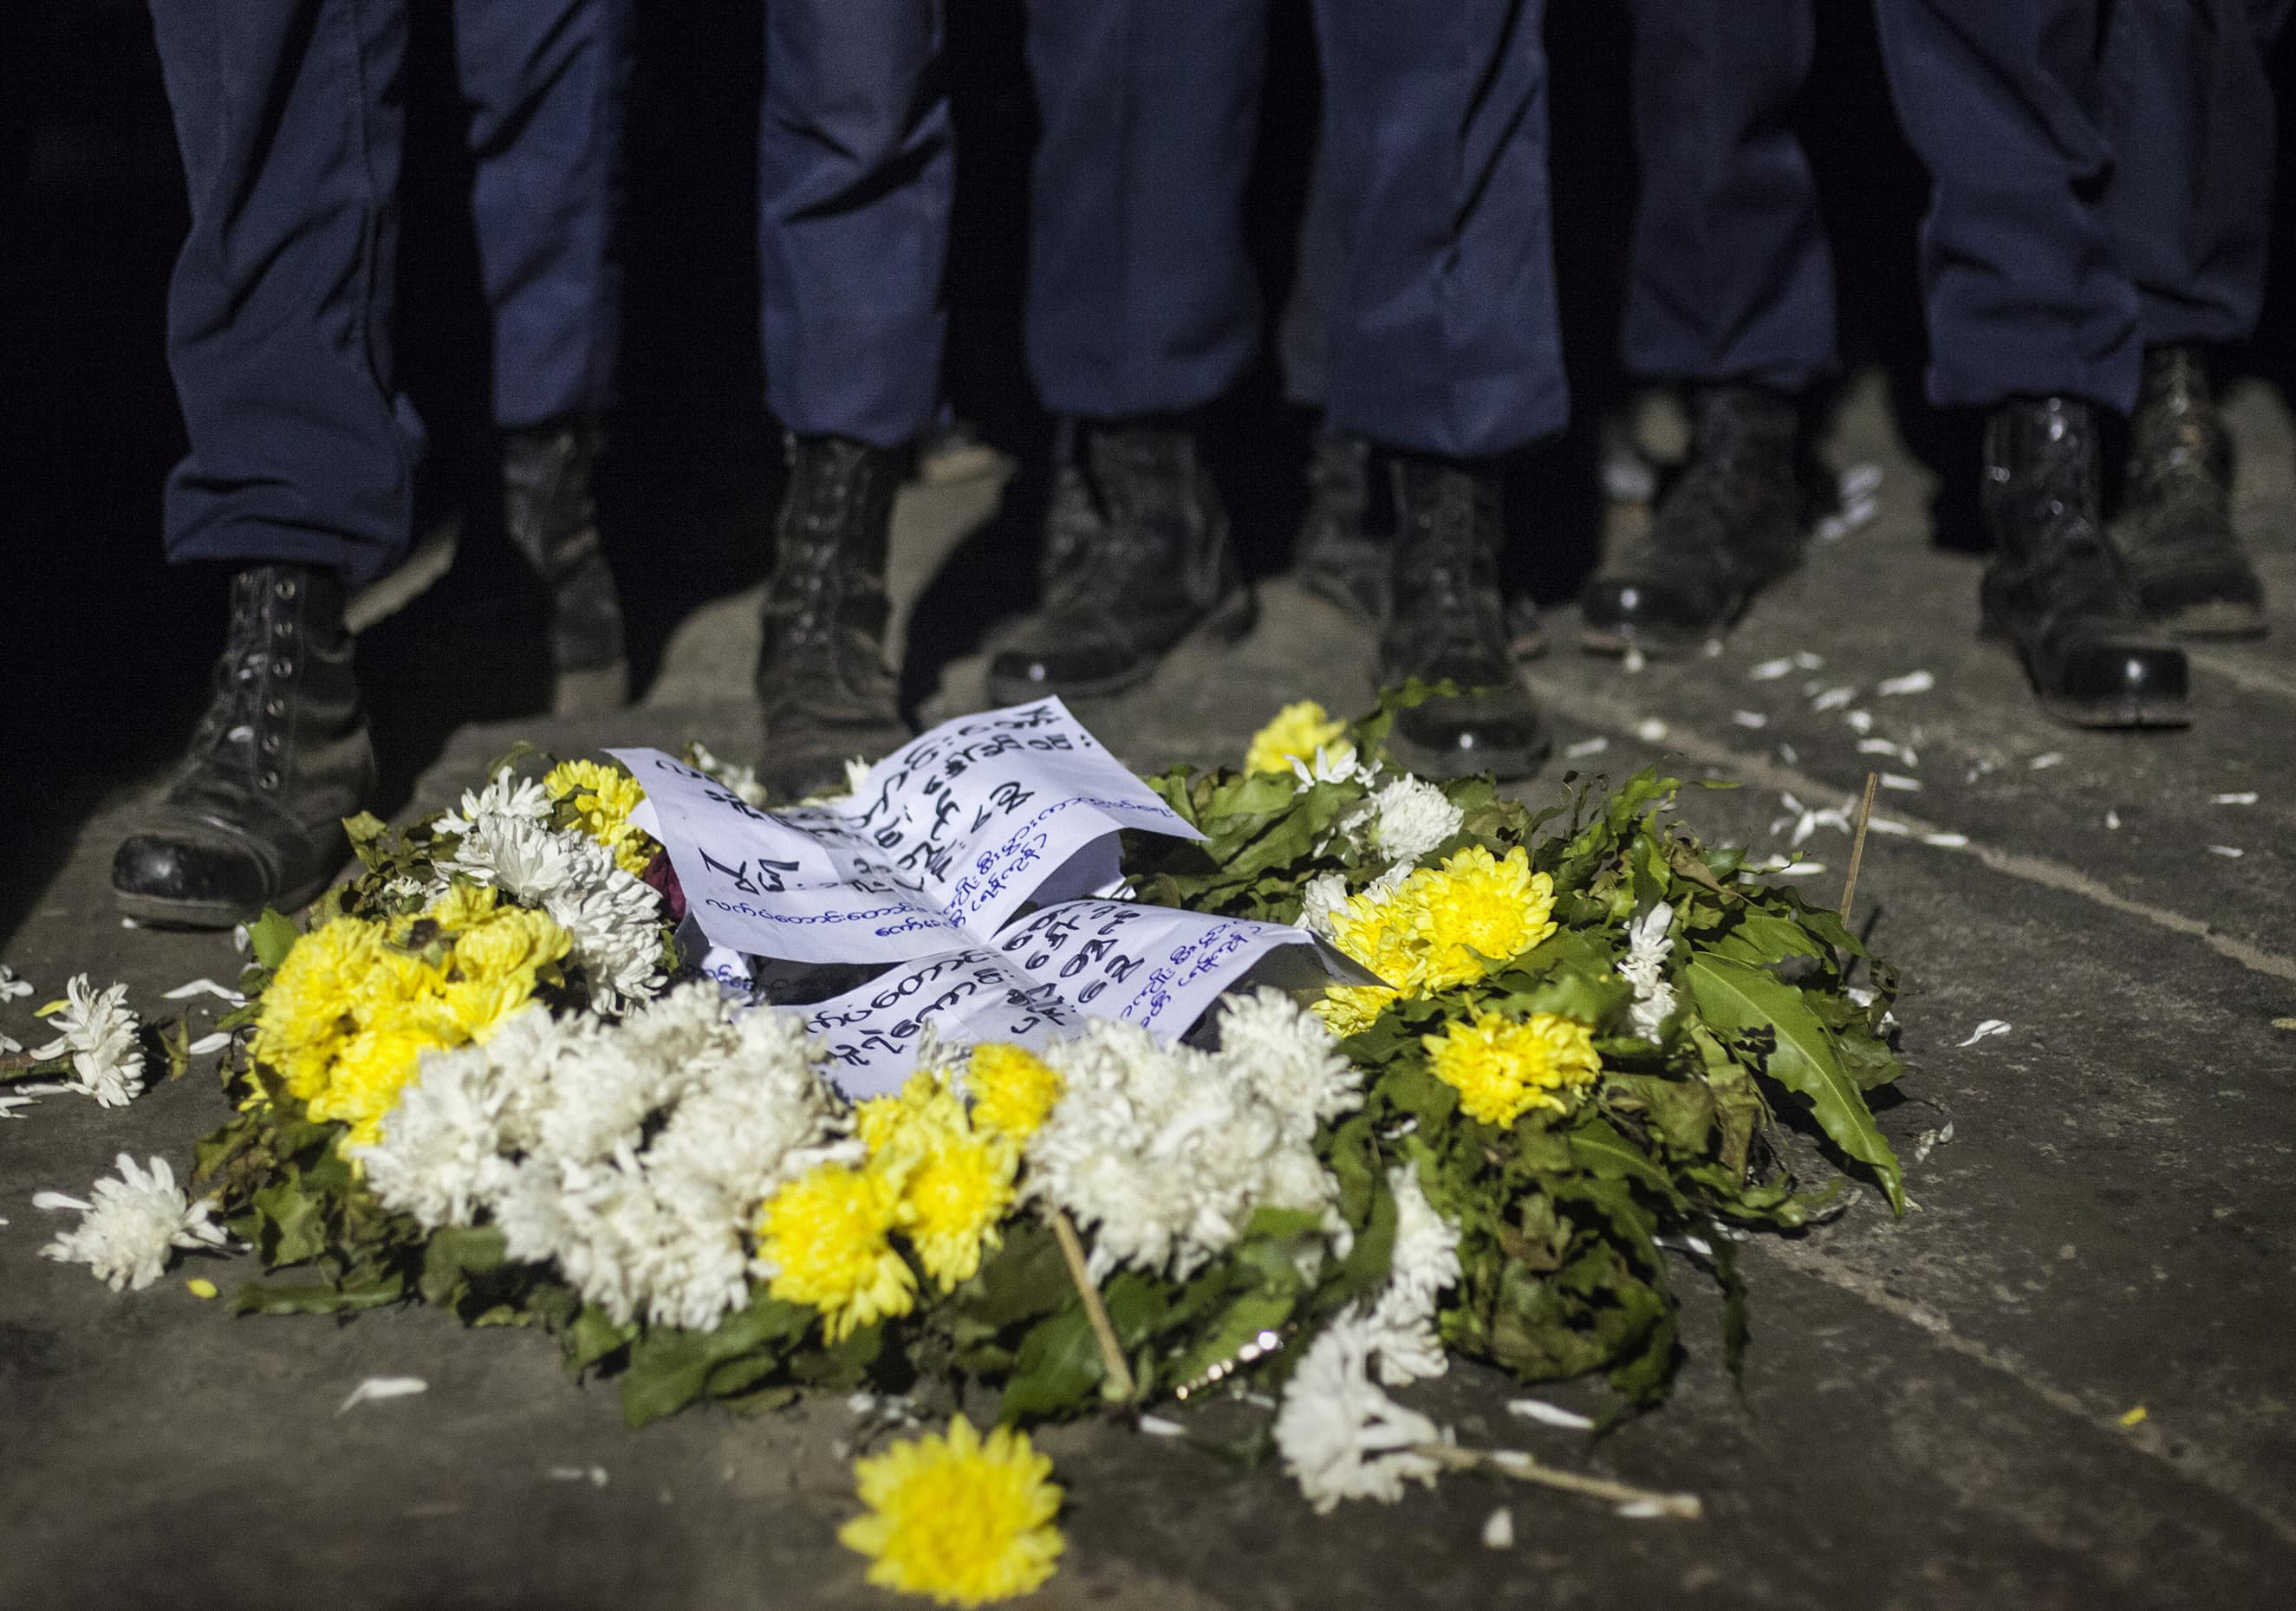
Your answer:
1684;955;1903;1212
998;1302;1102;1422
246;909;302;971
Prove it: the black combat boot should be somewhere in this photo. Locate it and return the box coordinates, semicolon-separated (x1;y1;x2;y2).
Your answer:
985;420;1253;703
757;434;914;796
1380;453;1547;779
1578;383;1805;653
1291;431;1387;620
113;562;375;926
1981;397;2189;728
2115;345;2266;639
502;416;629;715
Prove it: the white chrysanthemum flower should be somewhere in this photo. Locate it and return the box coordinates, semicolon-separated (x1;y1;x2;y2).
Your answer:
1363;1163;1462;1386
1296;873;1349;941
1366;776;1465;865
367;982;848;1333
1289;742;1366;790
1618;901;1676;1043
353;1043;515;1231
433;770;551;836
444;810;580;900
541;860;665;1014
36;1153;229;1291
32;975;145;1108
0;963;32;1001
1213;990;1361;1146
1275;1308;1447;1513
1026;1020;1345;1281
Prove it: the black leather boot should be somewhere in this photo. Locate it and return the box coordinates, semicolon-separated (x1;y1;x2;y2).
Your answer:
985;420;1254;702
1578;383;1805;653
1981;397;2189;729
1291;432;1387;620
1380;453;1547;779
502;416;629;715
2115;345;2267;639
113;563;374;926
757;434;914;796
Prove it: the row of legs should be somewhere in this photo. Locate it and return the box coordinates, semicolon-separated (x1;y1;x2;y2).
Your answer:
117;0;2284;925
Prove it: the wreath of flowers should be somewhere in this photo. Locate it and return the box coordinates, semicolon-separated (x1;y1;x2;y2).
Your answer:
34;698;1904;1606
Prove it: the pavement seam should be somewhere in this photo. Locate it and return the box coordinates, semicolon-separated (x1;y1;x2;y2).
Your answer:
2189;646;2296;705
1753;1237;2296;1549
1525;672;2296;985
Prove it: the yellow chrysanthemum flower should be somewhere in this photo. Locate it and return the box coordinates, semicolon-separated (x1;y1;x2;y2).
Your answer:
1243;700;1347;776
963;1043;1063;1140
254;915;389;1101
855;1069;967;1155
1410;845;1556;988
901;1127;1019;1289
757;1160;916;1341
1422;1009;1601;1127
423;880;501;932
544;757;656;877
839;1416;1063;1607
1317;886;1428;1036
313;1022;458;1145
451;905;572;984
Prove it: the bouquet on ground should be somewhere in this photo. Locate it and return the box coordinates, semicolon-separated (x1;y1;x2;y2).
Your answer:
42;691;1904;1605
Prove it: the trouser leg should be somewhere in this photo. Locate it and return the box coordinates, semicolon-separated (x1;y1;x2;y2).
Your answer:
1313;0;1565;458
1278;127;1343;412
1872;0;2140;412
758;0;950;447
453;0;632;428
1022;0;1267;418
1622;0;1836;388
2099;0;2281;348
148;0;420;586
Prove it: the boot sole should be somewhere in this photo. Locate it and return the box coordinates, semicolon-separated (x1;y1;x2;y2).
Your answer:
2154;599;2268;641
1385;718;1551;784
985;586;1258;705
2034;691;2192;731
114;867;341;932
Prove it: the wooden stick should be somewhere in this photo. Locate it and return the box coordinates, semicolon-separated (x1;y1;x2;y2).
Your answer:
1048;1209;1135;1402
1839;770;1880;925
1411;1444;1703;1519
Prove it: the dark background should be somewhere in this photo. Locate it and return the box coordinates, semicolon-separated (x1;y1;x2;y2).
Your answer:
3;0;2293;925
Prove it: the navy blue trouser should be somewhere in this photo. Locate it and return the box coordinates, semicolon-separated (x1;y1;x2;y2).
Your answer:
758;0;953;448
1026;0;1565;459
1629;0;2291;411
149;0;629;586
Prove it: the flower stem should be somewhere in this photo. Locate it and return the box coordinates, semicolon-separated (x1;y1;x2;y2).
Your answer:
1409;1443;1703;1519
1838;770;1880;926
1048;1208;1135;1402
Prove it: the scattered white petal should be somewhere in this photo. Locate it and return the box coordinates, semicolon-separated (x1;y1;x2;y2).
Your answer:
2208;845;2246;859
1634;718;1668;744
1844;709;1875;735
2028;753;2065;770
1776;861;1825;877
231;923;250;954
1507;1399;1597;1431
0;965;31;1002
1840;464;1883;500
13;1082;72;1096
2104;810;2121;829
1857;738;1906;758
1137;1415;1186;1439
1730;711;1769;729
162;978;245;1005
546;1465;609;1487
1748;658;1795;681
1866;818;1910;837
1878;774;1922;792
1939;1121;1955;1144
188;1032;232;1056
1623;647;1647;674
1955;1020;2012;1048
1876;671;1935;697
1792;651;1825;671
120;918;139;930
2212;792;2258;806
1483;1507;1515;1549
1616;1499;1670;1520
338;1376;429;1414
1811;686;1857;711
1777;743;1798;765
1563;737;1610;760
1923;832;1969;848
